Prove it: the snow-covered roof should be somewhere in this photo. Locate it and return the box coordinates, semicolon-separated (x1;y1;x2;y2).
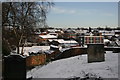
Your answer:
31;46;50;51
104;39;110;43
17;46;50;56
39;34;57;39
114;30;120;32
61;40;78;44
48;39;64;43
59;48;71;52
50;45;59;49
48;33;58;35
44;50;54;54
75;30;86;33
47;29;61;32
28;47;42;53
48;39;78;44
99;31;115;36
116;41;120;46
99;30;115;33
115;34;120;37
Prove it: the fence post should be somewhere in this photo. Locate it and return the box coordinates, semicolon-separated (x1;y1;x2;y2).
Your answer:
3;54;26;80
87;44;105;63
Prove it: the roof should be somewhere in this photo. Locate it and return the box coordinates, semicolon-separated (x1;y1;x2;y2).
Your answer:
104;39;110;43
48;39;78;44
114;30;120;32
48;39;64;43
17;46;50;56
44;50;54;54
39;34;57;39
59;48;71;52
50;45;59;49
61;40;78;44
116;41;120;46
99;31;115;36
84;36;104;37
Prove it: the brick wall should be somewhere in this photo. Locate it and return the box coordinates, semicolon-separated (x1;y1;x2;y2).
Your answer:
26;54;46;67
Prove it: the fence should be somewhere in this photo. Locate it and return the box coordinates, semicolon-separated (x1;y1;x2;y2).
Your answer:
26;54;46;67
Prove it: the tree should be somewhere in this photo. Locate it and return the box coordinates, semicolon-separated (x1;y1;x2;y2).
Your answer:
2;2;54;55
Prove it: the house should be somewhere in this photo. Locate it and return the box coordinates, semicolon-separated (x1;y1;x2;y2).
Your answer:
78;36;104;46
60;40;79;48
84;36;104;44
38;34;57;45
48;39;79;48
63;30;76;39
99;30;115;37
114;30;120;34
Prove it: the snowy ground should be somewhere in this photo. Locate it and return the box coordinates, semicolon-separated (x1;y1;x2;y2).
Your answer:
27;51;118;78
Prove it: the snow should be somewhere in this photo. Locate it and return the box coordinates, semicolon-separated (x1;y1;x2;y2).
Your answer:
48;39;64;43
50;45;59;49
27;51;118;78
48;39;78;44
39;34;57;39
116;41;120;46
18;46;50;56
28;47;42;53
7;53;26;58
104;39;110;43
44;50;54;54
59;48;70;52
61;40;78;44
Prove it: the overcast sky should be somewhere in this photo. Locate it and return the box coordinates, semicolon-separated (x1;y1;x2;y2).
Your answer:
47;2;118;28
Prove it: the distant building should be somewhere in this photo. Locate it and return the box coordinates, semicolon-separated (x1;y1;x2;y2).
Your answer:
48;39;79;48
114;30;120;34
38;34;57;45
99;30;115;36
84;36;104;44
63;30;76;39
78;36;104;46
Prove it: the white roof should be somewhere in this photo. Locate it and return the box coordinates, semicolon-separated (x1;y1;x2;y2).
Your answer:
48;29;61;32
59;48;70;52
116;41;120;46
115;30;120;32
48;39;78;44
99;31;115;36
104;39;110;43
50;45;59;48
99;30;115;33
115;34;119;37
48;39;64;43
39;34;57;39
31;46;50;51
44;50;54;54
61;40;78;44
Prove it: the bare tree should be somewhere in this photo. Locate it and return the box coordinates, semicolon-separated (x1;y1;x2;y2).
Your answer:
2;2;54;55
